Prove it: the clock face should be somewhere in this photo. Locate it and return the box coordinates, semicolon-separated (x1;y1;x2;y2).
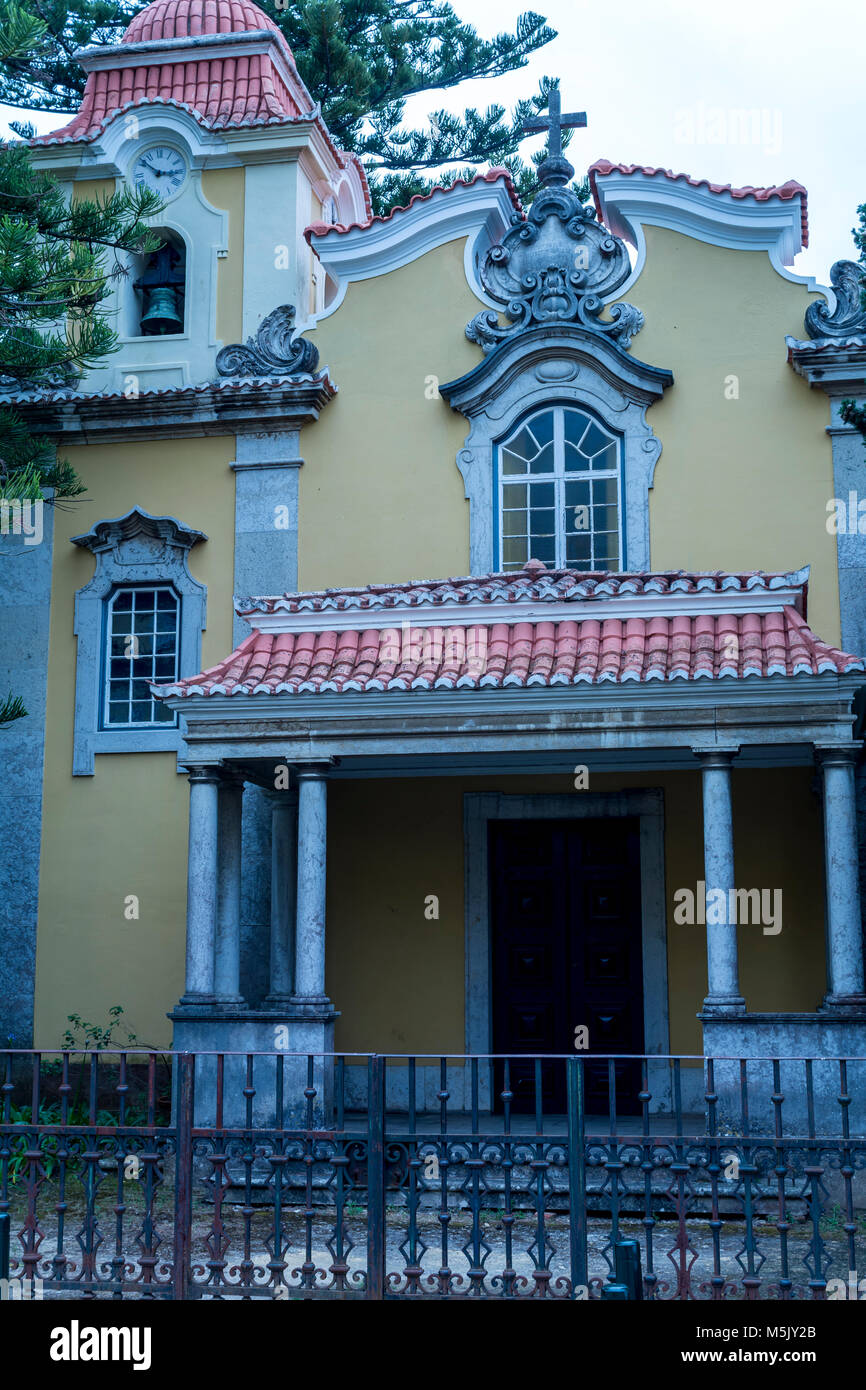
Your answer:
132;146;187;199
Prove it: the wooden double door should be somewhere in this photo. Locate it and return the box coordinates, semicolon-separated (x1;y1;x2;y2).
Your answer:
490;817;645;1114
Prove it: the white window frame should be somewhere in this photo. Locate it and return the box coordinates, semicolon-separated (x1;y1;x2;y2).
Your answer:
102;584;181;730
496;405;624;572
70;508;206;775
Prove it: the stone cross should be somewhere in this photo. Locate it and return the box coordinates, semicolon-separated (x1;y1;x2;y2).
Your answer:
522;86;586;160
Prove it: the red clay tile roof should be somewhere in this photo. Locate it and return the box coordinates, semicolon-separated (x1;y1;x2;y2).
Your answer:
305;166;523;241
155;566;863;698
123;0;282;42
38;42;303;142
589;160;809;249
155;608;861;697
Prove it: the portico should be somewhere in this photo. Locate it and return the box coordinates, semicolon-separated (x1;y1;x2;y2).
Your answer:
155;564;866;1123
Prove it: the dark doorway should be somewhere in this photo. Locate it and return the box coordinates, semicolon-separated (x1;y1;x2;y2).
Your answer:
489;817;644;1114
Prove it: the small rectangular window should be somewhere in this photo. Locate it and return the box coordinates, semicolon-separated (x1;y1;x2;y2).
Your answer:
103;586;179;728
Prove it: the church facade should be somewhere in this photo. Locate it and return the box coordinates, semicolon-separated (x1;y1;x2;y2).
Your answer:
5;0;866;1117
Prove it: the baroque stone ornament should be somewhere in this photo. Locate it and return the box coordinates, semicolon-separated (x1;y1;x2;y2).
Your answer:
466;106;644;354
805;260;866;341
215;304;319;377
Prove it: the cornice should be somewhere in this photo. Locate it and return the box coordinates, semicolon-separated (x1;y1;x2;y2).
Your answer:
0;375;337;444
786;335;866;393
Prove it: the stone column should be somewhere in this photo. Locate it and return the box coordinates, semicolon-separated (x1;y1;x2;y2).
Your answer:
284;764;337;1125
817;747;866;1010
214;774;245;1004
181;766;220;1004
266;790;298;1005
291;766;331;1007
232;432;304;1012
695;750;745;1016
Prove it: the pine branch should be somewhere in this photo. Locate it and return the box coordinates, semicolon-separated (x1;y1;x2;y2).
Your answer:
0;691;27;726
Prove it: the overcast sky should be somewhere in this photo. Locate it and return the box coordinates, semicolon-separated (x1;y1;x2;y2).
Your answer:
5;0;864;284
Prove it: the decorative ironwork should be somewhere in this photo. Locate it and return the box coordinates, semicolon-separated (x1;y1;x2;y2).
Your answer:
2;1049;865;1300
805;260;866;341
215;304;319;377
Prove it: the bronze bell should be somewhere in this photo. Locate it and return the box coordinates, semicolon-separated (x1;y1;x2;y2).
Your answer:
135;242;185;336
139;285;184;335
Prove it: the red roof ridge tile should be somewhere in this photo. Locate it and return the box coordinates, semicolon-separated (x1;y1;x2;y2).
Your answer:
235;565;813;616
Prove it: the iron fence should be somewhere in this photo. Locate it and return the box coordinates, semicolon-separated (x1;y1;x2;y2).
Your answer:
1;1050;865;1299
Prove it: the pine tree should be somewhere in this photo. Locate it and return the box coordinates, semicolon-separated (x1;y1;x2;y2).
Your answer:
0;135;163;492
0;0;580;213
0;1;162;725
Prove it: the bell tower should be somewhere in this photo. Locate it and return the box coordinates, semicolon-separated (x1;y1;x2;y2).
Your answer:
29;0;370;393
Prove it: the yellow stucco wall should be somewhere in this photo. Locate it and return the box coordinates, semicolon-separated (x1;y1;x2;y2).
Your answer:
72;179;116;203
617;227;839;644
34;438;236;1048
326;769;826;1057
298;238;480;589
201;167;244;346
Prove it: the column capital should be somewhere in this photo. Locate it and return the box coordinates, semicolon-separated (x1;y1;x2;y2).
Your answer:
183;764;223;784
692;747;739;767
293;760;336;782
814;743;862;769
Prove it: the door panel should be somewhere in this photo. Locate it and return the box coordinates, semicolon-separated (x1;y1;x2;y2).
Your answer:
490;818;645;1114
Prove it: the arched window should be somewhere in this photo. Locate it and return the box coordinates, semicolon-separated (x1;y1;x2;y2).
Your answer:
497;406;622;572
131;229;186;337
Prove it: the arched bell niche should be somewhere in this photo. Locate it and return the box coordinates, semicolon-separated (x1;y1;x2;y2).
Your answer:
128;229;187;338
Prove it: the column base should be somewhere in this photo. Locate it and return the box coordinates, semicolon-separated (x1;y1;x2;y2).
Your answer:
287;995;337;1019
178;993;217;1007
820;994;866;1017
168;1004;340;1125
700;996;746;1018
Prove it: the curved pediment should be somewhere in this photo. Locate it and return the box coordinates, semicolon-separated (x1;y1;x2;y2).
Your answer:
440;321;672;417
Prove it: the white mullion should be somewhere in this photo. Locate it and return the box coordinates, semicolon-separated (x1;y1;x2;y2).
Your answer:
554;407;565;569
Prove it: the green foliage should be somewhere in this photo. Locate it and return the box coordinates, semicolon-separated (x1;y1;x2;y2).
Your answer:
0;1;576;214
0;140;162;385
61;1004;140;1049
0;135;162;511
0;0;48;62
0;689;26;723
839;201;866;444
